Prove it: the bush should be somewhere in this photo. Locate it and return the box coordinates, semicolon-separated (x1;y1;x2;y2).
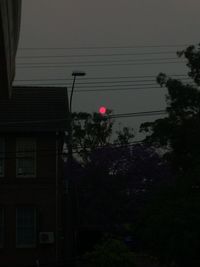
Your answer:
84;238;136;267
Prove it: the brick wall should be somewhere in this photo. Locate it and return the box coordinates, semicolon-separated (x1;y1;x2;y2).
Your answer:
0;132;65;266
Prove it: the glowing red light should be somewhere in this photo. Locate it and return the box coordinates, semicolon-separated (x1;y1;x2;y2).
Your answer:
99;106;107;114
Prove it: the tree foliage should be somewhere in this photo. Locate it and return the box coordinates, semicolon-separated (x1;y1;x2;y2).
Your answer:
140;44;200;176
70;110;134;163
78;144;170;227
136;182;200;267
84;238;136;267
137;44;200;266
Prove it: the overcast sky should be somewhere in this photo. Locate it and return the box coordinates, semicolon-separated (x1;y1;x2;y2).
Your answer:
15;0;200;137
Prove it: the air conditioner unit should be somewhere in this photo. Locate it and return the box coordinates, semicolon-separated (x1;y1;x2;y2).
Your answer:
39;232;54;244
18;168;23;175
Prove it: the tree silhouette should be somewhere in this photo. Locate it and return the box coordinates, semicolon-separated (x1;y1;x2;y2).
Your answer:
70;110;134;164
137;44;200;267
141;44;200;179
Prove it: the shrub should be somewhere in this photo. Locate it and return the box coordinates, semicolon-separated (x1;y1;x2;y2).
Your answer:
84;238;136;267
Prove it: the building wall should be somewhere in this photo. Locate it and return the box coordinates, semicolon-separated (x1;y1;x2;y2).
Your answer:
0;133;65;266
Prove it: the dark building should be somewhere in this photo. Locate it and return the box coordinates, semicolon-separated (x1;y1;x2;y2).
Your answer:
0;0;22;98
0;86;69;266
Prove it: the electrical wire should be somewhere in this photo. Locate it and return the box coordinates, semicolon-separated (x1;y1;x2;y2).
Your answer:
18;44;190;50
45;77;191;85
13;86;164;92
72;84;159;88
110;110;166;118
16;61;185;69
13;79;194;93
0;109;167;126
17;57;182;65
16;51;180;59
14;82;161;88
14;79;160;85
14;74;188;82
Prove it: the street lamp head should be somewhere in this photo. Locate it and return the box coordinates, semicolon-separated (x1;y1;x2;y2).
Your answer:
70;70;86;113
72;71;86;77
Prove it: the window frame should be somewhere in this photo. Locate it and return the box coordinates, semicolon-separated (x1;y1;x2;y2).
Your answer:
16;138;36;178
16;207;37;248
0;138;5;177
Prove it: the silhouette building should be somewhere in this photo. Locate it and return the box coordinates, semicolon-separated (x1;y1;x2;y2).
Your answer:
0;86;69;266
0;3;73;266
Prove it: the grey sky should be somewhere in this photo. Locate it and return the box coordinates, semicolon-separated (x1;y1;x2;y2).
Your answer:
15;0;200;137
19;0;200;46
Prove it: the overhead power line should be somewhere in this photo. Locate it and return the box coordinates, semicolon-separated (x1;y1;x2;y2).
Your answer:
14;83;160;88
13;77;193;92
18;44;190;50
13;79;193;88
0;109;167;126
14;86;162;93
14;74;188;82
70;80;159;85
14;79;159;85
16;61;184;69
13;85;162;93
15;78;191;86
16;51;179;59
13;75;193;93
16;57;182;65
110;110;166;118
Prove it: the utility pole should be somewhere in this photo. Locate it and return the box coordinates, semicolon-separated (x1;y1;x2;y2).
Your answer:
64;71;86;265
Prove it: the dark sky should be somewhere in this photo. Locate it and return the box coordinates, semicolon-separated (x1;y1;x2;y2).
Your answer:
14;0;200;137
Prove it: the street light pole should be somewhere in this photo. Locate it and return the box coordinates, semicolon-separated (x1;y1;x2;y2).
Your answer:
66;70;86;264
68;71;86;164
70;71;86;113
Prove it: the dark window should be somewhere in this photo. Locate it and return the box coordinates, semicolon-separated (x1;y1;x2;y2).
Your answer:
16;207;36;247
16;139;36;177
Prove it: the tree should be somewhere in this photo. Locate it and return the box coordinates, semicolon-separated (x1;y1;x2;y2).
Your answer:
140;43;200;178
70;110;134;163
84;237;136;267
137;44;200;266
67;110;170;256
78;144;171;227
136;180;200;267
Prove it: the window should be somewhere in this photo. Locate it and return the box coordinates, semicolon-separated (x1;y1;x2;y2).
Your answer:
0;138;5;177
16;139;36;177
16;207;37;248
0;208;4;247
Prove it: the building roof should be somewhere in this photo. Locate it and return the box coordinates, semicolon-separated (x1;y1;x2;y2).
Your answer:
0;86;69;132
